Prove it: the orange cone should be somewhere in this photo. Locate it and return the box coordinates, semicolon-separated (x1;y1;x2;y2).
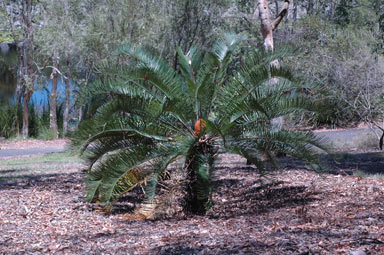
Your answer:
194;119;206;135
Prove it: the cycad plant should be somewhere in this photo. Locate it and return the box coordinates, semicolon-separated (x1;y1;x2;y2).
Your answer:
73;34;326;217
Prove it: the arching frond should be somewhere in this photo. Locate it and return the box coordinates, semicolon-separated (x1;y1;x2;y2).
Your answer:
114;44;183;99
211;33;246;62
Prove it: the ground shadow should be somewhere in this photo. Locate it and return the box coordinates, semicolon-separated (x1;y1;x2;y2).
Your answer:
0;172;83;190
152;238;268;255
278;151;384;175
209;180;320;219
328;151;384;175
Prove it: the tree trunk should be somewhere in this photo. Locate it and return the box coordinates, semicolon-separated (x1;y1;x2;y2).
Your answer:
256;0;290;131
274;1;279;18
256;0;290;50
49;56;59;139
21;90;32;138
21;0;34;139
78;106;83;126
13;57;23;136
307;0;314;15
257;0;274;50
63;73;70;135
293;0;298;23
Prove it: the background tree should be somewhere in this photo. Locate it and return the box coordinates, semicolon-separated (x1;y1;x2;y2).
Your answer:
1;0;39;138
1;0;384;139
254;0;290;130
35;0;86;137
20;0;35;138
256;0;290;51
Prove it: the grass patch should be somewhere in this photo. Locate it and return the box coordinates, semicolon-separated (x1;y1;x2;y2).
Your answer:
0;151;82;166
353;170;384;180
37;128;56;140
0;152;85;181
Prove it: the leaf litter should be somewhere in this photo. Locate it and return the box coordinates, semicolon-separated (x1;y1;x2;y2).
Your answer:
0;147;383;254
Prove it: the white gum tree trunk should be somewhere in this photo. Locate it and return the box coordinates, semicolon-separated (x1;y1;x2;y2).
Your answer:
256;0;291;130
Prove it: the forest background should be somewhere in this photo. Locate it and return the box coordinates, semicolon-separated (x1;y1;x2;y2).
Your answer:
0;0;384;139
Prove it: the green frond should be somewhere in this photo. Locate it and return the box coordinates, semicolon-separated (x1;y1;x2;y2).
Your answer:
142;157;176;201
225;141;266;173
242;46;296;67
82;128;171;152
195;68;216;118
177;46;194;80
188;45;203;73
86;142;180;206
264;95;318;119
229;129;328;166
115;44;183;99
211;33;246;62
218;96;268;132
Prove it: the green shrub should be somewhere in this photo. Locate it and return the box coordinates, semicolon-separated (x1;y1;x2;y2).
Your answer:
37;127;56;140
0;105;17;138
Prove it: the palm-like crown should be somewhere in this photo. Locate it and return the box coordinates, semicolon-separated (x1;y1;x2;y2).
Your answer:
72;34;326;217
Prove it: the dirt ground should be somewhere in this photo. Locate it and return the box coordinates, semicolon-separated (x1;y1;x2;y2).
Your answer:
0;140;384;254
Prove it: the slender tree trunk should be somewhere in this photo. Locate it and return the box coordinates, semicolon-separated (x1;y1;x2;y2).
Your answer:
307;0;314;15
63;72;70;135
49;56;59;139
257;0;274;51
274;1;279;18
293;1;298;23
78;107;83;125
22;90;32;138
21;0;34;138
14;57;23;136
256;0;290;50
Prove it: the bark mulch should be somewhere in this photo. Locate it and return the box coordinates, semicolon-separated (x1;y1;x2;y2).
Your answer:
0;152;384;254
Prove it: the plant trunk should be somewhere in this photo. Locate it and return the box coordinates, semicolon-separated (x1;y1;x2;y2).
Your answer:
49;56;59;139
63;74;70;135
184;140;215;215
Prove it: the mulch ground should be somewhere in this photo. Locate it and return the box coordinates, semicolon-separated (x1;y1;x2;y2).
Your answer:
0;151;384;254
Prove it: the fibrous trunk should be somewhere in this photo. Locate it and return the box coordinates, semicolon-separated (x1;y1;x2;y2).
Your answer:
184;139;215;215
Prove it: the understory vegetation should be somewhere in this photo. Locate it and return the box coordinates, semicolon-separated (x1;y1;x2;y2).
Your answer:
0;103;64;139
